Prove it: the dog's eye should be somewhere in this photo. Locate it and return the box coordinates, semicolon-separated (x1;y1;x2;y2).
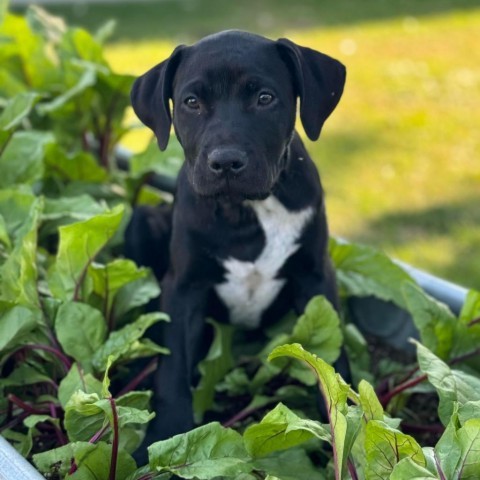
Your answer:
185;96;200;109
258;93;274;106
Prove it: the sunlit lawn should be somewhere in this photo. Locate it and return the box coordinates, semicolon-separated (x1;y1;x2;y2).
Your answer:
23;0;480;288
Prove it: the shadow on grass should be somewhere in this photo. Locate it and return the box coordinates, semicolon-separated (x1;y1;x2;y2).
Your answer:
357;196;480;288
11;0;479;43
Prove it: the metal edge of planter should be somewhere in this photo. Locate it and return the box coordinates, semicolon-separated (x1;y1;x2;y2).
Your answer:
0;151;470;478
0;435;44;480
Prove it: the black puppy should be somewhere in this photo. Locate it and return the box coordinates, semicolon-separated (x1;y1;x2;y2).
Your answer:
126;30;347;444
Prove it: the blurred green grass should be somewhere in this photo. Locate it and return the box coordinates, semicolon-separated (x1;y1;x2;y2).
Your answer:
15;0;480;289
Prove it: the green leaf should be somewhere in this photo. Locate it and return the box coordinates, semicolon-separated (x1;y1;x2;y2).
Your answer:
116;391;152;411
92;312;168;370
48;204;124;300
1;429;33;457
33;442;81;477
130;138;183;179
0;130;53;187
434;406;462;479
43;195;106;222
64;391;106;442
435;406;480;480
403;282;457;359
0;91;42;130
25;5;66;43
458;400;480;423
24;414;60;429
364;420;426;479
330;237;414;309
59;27;107;65
244;402;330;458
0;305;40;351
89;259;149;317
58;363;103;408
253;448;326;480
0;196;42;306
358;379;384;421
415;340;480;425
0;187;36;242
36;66;97;115
148;422;252;479
193;319;234;423
288;295;343;384
101;355;114;397
268;343;354;478
459;290;480;325
55;301;107;373
454;418;480;479
390;457;439;479
43;144;108;183
113;273;161;319
0;213;11;249
72;441;137;480
33;441;136;480
2;362;52;388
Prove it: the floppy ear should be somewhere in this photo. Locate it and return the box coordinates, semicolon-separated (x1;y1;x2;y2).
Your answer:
130;45;184;151
276;38;346;141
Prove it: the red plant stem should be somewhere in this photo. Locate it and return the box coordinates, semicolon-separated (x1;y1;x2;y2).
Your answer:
73;265;89;302
50;403;68;446
434;452;447;480
380;374;427;408
450;347;480;366
22;344;72;371
467;316;480;327
347;458;359;480
116;357;158;397
109;397;119;480
8;394;47;415
68;458;78;476
381;347;480;408
222;407;259;429
0;412;30;433
89;423;110;443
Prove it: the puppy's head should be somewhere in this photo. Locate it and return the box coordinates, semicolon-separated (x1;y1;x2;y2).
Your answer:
131;30;346;201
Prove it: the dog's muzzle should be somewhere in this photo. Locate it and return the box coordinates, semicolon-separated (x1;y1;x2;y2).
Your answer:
207;148;248;176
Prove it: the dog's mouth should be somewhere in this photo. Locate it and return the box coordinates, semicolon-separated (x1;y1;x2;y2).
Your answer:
189;163;273;202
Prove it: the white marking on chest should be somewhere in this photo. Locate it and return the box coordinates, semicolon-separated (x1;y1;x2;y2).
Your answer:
215;196;313;328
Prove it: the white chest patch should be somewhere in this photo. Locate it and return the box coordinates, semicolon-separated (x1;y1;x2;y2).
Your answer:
214;196;314;328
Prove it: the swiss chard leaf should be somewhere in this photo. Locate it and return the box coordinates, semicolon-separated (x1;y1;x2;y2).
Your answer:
268;343;358;479
148;422;252;479
0;91;42;131
193;319;234;423
243;402;330;458
415;340;480;425
0;196;42;307
92;312;169;370
47;204;124;301
55;301;107;373
364;420;426;479
330;237;415;309
403;282;458;359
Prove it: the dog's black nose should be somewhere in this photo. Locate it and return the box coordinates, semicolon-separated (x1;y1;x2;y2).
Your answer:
207;148;248;175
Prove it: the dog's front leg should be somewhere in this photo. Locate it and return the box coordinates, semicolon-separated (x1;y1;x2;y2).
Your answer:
148;274;210;441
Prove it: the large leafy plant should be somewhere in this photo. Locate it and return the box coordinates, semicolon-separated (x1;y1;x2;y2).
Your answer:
1;4;480;479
